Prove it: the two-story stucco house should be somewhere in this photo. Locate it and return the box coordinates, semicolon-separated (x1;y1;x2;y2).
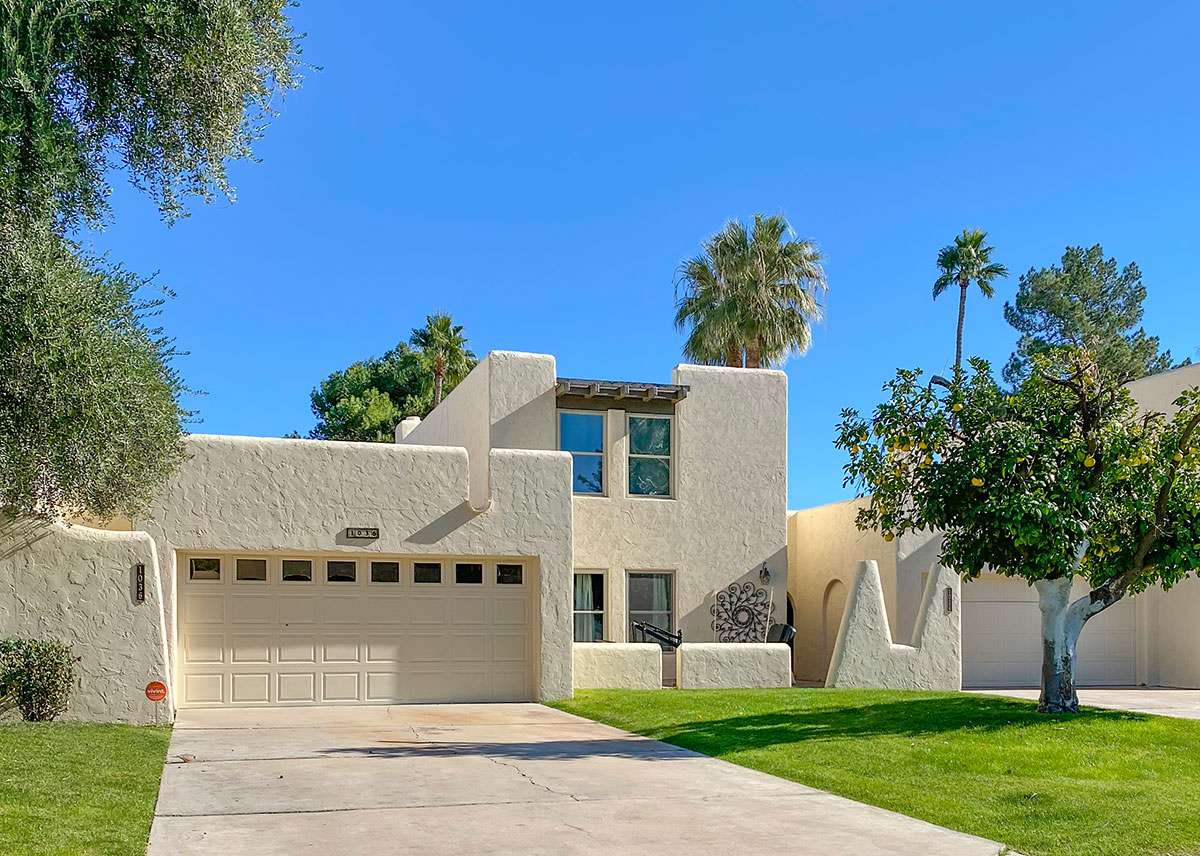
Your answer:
0;351;790;721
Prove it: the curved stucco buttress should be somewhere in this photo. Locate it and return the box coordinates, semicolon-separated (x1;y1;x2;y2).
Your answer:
573;643;661;689
826;560;961;691
0;518;170;723
675;643;792;689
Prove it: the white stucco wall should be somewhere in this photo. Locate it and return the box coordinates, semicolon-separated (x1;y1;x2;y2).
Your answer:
675;643;792;689
826;560;961;691
572;365;789;646
0;518;170;723
572;642;661;689
136;433;576;704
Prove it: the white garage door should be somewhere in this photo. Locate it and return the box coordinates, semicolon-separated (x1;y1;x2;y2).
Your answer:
178;553;535;707
962;575;1136;687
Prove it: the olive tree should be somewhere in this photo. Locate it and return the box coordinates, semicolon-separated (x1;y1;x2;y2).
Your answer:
837;350;1200;712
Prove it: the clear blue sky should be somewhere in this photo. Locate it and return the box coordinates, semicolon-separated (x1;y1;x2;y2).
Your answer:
90;1;1200;509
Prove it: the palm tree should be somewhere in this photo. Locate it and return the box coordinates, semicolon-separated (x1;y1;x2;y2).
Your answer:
409;313;477;407
933;229;1009;375
674;214;826;369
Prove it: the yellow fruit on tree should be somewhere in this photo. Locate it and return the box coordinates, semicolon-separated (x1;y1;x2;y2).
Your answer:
971;477;984;487
1084;456;1096;468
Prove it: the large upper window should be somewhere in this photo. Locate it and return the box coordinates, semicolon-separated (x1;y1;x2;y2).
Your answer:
573;572;605;642
559;411;604;494
628;415;672;497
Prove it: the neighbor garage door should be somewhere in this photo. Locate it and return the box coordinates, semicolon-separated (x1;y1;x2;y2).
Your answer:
178;552;534;706
961;574;1135;687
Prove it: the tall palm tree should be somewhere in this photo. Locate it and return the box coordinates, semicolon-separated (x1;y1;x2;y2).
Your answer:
933;229;1009;375
409;313;477;406
674;214;826;369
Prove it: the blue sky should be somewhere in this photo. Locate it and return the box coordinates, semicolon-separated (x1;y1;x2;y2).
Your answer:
90;2;1200;509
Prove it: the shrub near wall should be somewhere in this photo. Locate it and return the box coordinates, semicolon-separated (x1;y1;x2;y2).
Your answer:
0;638;76;722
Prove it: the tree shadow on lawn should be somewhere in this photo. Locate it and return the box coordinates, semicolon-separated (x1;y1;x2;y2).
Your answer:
637;694;1147;755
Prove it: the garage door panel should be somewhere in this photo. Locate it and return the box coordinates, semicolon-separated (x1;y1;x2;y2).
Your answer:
321;672;360;702
452;598;487;625
278;637;317;663
365;636;405;663
451;634;487;662
493;598;527;625
278;673;316;703
185;673;224;704
180;554;535;707
279;596;317;625
322;636;360;663
185;595;226;625
406;595;448;624
184;634;224;664
230;634;271;664
323;597;362;625
231;673;270;703
366;598;405;625
963;575;1136;687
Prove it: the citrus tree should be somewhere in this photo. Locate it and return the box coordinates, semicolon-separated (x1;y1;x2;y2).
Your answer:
836;350;1200;712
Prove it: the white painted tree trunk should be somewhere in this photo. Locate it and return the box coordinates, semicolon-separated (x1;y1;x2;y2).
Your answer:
1035;577;1087;713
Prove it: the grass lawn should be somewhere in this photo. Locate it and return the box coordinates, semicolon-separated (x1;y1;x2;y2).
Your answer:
0;721;171;856
552;688;1200;856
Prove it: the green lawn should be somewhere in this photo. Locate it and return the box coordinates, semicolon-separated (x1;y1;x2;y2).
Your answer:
0;722;171;856
551;689;1200;856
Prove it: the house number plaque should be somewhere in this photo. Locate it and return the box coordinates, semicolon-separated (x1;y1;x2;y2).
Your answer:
344;527;380;540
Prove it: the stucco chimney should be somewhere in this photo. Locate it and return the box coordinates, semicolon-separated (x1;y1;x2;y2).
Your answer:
396;415;421;442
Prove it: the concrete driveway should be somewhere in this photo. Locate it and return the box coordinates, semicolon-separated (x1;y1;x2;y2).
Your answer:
148;703;1010;856
972;687;1200;719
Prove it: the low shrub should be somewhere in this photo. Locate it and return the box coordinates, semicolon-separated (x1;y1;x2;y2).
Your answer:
0;638;76;721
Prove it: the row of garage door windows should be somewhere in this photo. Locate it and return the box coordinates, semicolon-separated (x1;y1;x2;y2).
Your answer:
187;556;525;586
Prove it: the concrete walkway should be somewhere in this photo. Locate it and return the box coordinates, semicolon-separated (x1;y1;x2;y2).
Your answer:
971;687;1200;719
148;703;1010;856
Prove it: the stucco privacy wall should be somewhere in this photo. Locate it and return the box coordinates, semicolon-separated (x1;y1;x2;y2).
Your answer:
136;434;576;703
826;560;961;690
572;642;661;689
573;365;789;644
0;518;170;723
787;499;900;682
675;642;792;689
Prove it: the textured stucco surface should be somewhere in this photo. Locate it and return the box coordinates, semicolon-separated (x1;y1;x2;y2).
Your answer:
572;642;661;689
572;365;789;645
675;643;792;689
137;431;576;704
0;518;170;723
826;560;961;690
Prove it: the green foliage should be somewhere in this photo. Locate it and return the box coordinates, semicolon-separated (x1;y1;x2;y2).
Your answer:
305;343;429;442
1003;245;1178;385
932;229;1009;372
304;314;477;441
0;218;188;519
0;720;170;854
408;312;477;406
0;637;76;722
836;350;1200;597
0;0;303;223
675;213;826;368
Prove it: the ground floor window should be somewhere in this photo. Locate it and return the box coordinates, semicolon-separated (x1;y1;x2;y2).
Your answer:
628;572;673;645
574;572;605;641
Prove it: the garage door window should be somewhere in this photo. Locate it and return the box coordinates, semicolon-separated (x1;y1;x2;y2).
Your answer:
189;557;221;581
282;559;312;582
327;560;356;582
456;562;483;584
235;558;267;582
371;561;400;583
414;562;441;584
497;563;523;585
